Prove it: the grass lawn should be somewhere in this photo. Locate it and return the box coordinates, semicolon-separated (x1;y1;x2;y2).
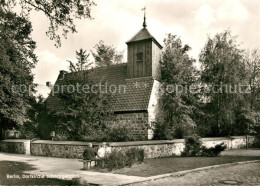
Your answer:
92;149;260;177
0;161;75;185
110;156;260;177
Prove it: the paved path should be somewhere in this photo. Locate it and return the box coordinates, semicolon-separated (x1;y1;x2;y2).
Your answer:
1;150;260;185
131;162;260;186
0;153;145;185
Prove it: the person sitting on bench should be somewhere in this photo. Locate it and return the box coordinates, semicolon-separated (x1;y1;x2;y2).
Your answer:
83;143;97;161
82;143;97;170
97;142;106;159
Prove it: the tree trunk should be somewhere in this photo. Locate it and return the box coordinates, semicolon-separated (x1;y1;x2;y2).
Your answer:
0;117;3;140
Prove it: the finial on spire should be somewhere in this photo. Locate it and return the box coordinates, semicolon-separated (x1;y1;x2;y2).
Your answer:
142;7;147;28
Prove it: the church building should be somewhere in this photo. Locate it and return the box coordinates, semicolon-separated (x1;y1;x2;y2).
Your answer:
46;14;162;140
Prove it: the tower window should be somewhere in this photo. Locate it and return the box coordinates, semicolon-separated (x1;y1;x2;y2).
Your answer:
136;52;143;62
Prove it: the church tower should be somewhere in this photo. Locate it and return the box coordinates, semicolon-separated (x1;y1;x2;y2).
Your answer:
126;10;162;80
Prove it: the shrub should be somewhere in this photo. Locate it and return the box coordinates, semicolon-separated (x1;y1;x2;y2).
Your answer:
105;125;135;142
201;143;227;157
181;135;226;157
104;150;127;170
125;148;144;166
53;132;69;141
98;148;145;171
252;136;260;148
152;122;168;140
81;129;106;142
137;148;145;162
181;135;202;157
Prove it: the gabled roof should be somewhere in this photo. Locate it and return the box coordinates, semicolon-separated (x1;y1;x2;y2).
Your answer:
126;27;163;49
113;76;154;112
46;63;154;113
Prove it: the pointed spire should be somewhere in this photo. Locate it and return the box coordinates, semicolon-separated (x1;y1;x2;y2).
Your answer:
142;7;147;28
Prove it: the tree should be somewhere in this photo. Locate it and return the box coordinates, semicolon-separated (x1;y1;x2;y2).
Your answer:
52;50;112;141
67;48;91;72
154;34;199;139
91;40;124;67
244;49;260;111
0;0;95;139
242;49;260;142
2;0;96;47
0;8;37;139
199;30;247;136
20;95;55;139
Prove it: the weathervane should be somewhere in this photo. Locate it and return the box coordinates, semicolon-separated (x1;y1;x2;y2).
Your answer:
142;7;147;28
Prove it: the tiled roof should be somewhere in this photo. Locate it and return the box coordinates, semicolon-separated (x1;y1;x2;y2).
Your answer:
46;63;154;112
113;77;154;112
126;27;163;49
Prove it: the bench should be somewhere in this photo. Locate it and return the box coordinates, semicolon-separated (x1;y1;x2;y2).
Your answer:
81;160;96;170
81;159;105;170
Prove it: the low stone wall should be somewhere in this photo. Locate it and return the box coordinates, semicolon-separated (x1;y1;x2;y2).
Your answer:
109;136;255;158
201;136;255;149
0;136;255;159
30;140;99;159
110;140;185;158
0;139;30;155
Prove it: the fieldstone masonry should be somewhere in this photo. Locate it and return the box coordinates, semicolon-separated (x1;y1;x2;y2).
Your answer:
0;136;256;159
0;139;30;155
107;112;149;140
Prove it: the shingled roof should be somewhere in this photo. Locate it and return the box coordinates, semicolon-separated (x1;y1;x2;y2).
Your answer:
46;63;154;113
126;27;162;49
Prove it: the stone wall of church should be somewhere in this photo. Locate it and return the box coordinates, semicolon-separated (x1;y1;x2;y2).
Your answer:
106;112;149;140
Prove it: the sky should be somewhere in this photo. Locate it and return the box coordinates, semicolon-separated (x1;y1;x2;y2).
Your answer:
27;0;260;97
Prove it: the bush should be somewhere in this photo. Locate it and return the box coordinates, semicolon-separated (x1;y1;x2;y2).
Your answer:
153;121;194;140
152;122;168;140
252;136;260;148
105;125;135;142
53;132;69;141
125;148;144;166
181;135;202;157
51;124;146;142
181;135;226;157
81;129;106;142
98;148;145;171
201;143;227;157
104;150;128;170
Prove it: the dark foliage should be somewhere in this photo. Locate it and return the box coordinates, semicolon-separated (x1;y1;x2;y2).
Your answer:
152;122;168;140
199;30;250;137
201;143;227;157
158;34;199;139
181;135;226;157
20;96;56;140
51;49;113;141
181;135;202;157
0;8;37;139
97;148;144;171
2;0;95;47
105;125;136;142
91;40;124;67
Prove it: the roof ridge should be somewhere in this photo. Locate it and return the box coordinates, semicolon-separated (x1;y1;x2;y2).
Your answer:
65;63;127;75
126;27;163;48
126;27;154;43
92;63;127;70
